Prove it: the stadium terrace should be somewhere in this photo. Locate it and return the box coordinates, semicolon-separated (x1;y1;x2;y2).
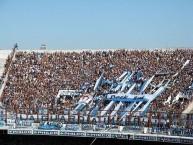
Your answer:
0;47;193;144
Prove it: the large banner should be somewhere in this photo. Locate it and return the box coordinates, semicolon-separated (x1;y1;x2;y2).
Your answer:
16;114;167;125
106;93;151;102
0;112;189;127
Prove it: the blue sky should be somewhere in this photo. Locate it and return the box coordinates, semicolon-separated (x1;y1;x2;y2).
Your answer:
0;0;193;49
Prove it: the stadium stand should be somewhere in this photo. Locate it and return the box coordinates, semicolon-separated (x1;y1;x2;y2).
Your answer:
1;49;192;114
1;48;193;145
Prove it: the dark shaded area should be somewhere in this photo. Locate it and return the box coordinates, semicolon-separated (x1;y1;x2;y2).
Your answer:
0;134;184;145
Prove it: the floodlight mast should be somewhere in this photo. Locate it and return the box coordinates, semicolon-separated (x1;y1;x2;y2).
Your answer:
40;44;46;50
13;43;18;50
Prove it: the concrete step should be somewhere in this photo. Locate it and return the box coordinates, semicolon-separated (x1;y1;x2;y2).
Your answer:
0;50;12;77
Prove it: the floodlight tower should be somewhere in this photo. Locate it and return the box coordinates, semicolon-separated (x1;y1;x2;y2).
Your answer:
40;44;46;50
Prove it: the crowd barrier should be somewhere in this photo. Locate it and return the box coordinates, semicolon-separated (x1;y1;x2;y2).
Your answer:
1;109;193;128
6;127;193;144
1;121;193;137
0;110;193;144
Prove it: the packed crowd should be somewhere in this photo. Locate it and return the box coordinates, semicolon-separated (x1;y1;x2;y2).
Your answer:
0;49;193;116
150;60;193;114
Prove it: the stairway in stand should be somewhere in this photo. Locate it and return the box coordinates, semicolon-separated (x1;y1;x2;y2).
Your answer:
0;50;12;78
0;50;16;103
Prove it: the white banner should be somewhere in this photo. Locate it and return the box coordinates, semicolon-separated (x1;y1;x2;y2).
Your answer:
106;93;152;102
